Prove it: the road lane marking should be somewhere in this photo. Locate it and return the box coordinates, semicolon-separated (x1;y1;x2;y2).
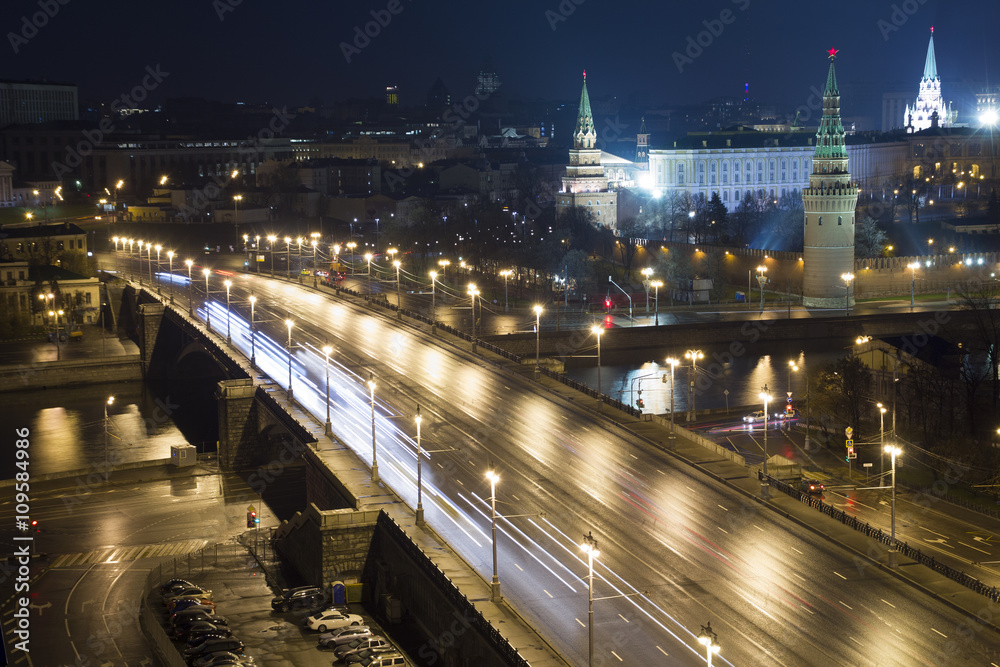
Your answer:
921;526;949;539
544;590;553;598
576;618;585;627
457;479;464;486
931;628;947;638
849;637;863;647
834;571;847;580
618;613;629;623
657;469;665;475
791;572;806;582
958;541;990;555
511;494;520;501
515;563;523;571
656;646;669;656
718;505;728;511
791;547;803;555
881;599;896;608
629;453;638;460
754;524;764;531
686;486;695;492
718;527;729;534
840;601;853;610
801;605;815;614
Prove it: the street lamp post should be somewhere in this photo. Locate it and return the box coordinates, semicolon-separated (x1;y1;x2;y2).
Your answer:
878;403;887;478
285;319;294;401
787;360;798;397
908;262;919;308
697;623;721;667
429;271;437;317
285;237;292;280
166;251;174;303
591;326;603;410
393;259;401;310
224;279;232;344
322;345;333;437
500;269;512;312
885;444;902;567
154;245;162;293
249;294;257;368
146;242;153;284
415;406;424;525
759;384;773;498
533;305;543;379
487;469;501;602
346;242;357;275
312;239;318;288
49;309;64;361
267;235;277;277
756;265;768;312
581;532;599;667
666;357;679;438
203;269;212;331
185;260;193;315
368;374;379;483
468;284;480;352
104;395;115;479
841;272;854;313
685;349;703;421
365;253;373;293
641;267;653;313
254;235;260;273
650;280;663;326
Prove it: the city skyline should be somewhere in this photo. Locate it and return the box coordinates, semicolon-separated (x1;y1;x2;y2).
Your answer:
2;0;999;122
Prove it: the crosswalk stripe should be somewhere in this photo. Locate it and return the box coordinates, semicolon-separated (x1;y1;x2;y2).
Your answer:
46;539;208;568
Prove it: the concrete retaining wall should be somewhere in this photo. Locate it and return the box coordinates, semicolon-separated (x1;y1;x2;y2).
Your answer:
0;355;142;392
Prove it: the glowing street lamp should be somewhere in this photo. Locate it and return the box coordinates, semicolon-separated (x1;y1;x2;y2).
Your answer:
499;269;512;312
787;360;798;397
650;280;663;326
841;272;854;313
468;284;480;351
415;405;424;525
885;444;902;567
285;319;294;401
365;253;373;292
697;622;721;667
166;251;174;301
104;395;115;478
437;258;450;281
581;532;600;667
756;265;768;312
685;349;703;421
368;374;379;483
185;259;194;314
322;345;333;437
311;239;318;288
533;305;543;378
154;245;162;291
393;259;402;309
759;384;773;498
666;357;679;438
224;279;232;344
487;469;501;602
267;235;277;277
346;242;357;275
429;271;438;316
202;268;212;331
591;326;603;410
641;267;653;313
907;262;919;307
285;237;292;279
248;294;257;368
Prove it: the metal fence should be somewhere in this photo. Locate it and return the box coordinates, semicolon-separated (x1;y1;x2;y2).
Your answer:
760;472;1000;604
377;512;532;667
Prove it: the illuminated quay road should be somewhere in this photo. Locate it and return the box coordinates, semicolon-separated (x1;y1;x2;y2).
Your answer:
167;271;1000;665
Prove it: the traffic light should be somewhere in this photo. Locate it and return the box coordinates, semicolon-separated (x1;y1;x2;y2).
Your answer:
636;398;645;409
605;297;612;313
247;510;257;528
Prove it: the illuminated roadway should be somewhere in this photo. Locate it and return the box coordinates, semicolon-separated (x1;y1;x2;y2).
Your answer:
160;269;1000;665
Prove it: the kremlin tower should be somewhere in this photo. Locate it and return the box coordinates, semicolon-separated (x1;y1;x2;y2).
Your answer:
556;72;618;230
801;49;860;308
904;28;956;132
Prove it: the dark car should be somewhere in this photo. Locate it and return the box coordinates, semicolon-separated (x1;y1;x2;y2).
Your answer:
270;585;325;612
171;609;226;630
801;478;825;494
168;598;217;614
334;636;392;661
158;578;196;595
318;626;373;649
174;621;229;641
190;651;254;667
183;637;244;660
184;626;232;645
186;632;234;651
343;647;398;665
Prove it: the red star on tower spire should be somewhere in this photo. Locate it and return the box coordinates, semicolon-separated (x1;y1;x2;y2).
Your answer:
827;47;839;60
583;69;587;81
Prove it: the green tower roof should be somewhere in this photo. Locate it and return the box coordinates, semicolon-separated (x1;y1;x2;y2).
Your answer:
814;52;847;160
575;71;595;138
923;29;938;80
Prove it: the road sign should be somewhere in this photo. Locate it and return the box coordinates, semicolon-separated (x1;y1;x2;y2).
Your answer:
247;504;256;513
863;463;873;468
845;439;853;446
845;426;854;437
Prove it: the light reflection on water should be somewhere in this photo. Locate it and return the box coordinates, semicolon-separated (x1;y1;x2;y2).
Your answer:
1;382;189;478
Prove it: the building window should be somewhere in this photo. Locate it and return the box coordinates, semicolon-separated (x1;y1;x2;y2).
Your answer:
818;216;823;225
838;216;843;225
723;191;729;202
710;162;717;185
756;160;764;183
698;162;706;185
722;162;729;184
768;159;776;182
85;292;92;304
677;163;685;185
781;158;787;182
792;160;798;181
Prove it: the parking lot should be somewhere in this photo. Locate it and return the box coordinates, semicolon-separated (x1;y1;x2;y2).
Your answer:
146;540;410;666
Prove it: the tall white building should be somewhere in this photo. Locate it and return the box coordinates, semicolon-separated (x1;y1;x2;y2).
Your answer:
556;72;617;230
802;50;859;309
904;28;956;132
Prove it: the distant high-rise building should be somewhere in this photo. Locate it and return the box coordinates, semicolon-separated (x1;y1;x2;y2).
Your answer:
802;50;859;309
0;80;78;126
385;86;399;107
556;72;617;230
904;28;956;132
475;60;501;97
426;77;451;110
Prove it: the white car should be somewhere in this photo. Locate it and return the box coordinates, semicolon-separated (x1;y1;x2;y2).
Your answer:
302;609;364;632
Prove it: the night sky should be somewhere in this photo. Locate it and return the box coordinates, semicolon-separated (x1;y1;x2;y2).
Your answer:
2;0;999;121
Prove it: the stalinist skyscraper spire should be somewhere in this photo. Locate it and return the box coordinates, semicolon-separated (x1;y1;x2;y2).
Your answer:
905;27;955;132
802;48;859;308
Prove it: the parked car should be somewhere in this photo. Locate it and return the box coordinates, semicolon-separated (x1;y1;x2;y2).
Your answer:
302;609;363;632
335;636;392;661
183;637;244;660
801;478;825;495
318;626;373;649
343;648;400;665
157;578;196;595
190;650;254;667
186;632;234;651
349;653;406;667
270;585;325;612
164;586;213;604
174;621;230;641
184;626;232;645
168;598;217;613
171;610;226;631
